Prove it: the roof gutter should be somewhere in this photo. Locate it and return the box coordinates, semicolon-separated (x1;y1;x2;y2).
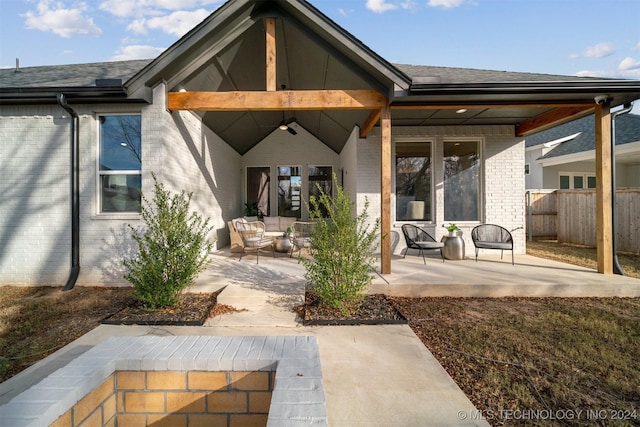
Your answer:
611;102;634;276
56;93;80;291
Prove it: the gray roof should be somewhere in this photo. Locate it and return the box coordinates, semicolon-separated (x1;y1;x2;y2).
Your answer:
0;60;151;88
394;64;599;84
0;60;598;89
527;113;640;159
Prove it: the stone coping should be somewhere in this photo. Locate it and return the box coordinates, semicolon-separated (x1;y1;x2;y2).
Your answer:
0;336;327;427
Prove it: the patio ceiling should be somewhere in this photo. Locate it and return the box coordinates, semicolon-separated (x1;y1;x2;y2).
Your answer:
145;0;640;156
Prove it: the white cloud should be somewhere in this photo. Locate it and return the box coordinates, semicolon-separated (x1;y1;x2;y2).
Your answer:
109;45;165;61
619;56;640;71
366;0;398;13
427;0;466;8
570;42;615;59
128;9;211;37
22;0;102;38
99;0;220;18
576;58;640;79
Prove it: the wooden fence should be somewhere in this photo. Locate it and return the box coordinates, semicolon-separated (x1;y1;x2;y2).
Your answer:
526;189;640;254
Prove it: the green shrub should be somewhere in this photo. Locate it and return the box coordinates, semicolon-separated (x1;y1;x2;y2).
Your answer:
301;175;380;314
123;175;214;309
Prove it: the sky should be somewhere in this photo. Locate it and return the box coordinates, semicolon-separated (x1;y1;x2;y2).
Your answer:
1;0;639;109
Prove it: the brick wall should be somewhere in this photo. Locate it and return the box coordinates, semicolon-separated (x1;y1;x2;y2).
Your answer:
50;370;274;427
358;126;526;256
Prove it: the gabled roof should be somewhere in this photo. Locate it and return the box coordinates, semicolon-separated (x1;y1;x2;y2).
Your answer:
1;0;639;155
527;113;640;160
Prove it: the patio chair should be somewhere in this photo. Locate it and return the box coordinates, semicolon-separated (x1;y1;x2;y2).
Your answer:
236;220;275;264
471;224;514;265
401;224;444;264
289;221;314;261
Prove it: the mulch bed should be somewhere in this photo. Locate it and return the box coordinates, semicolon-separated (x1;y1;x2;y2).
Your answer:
102;292;231;326
294;291;407;326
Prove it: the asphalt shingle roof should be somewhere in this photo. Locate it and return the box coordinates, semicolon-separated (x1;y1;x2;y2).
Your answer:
0;60;152;88
526;113;640;159
0;59;592;89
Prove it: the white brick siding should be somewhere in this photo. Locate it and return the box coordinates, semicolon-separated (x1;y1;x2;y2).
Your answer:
359;126;526;257
0;83;242;286
0;108;71;284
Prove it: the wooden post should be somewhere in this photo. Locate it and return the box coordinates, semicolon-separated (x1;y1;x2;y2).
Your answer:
595;102;613;274
265;18;276;92
380;105;391;274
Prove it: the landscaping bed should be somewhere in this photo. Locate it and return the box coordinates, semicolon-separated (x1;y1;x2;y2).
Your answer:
294;291;407;325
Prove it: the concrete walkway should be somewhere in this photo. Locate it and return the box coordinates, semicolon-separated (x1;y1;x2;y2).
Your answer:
3;250;639;425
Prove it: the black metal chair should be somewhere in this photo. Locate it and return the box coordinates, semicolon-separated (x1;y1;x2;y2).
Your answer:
471;224;514;265
401;224;444;264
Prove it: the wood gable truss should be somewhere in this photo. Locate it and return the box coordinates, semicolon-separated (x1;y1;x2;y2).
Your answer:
168;16;618;275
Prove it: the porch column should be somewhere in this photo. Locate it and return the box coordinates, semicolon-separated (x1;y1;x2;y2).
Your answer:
380;105;391;274
595;102;613;274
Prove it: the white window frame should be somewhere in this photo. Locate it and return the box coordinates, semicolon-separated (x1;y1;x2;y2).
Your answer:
95;113;142;218
443;138;483;223
393;138;434;223
559;172;596;189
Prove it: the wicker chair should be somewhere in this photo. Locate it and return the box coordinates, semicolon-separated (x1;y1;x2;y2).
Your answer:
289;221;314;261
401;224;444;264
236;221;275;263
471;224;514;265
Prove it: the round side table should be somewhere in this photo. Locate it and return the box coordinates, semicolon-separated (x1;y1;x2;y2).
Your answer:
273;236;292;253
441;235;465;260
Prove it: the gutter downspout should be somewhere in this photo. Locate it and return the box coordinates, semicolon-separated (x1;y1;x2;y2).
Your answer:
611;102;633;276
57;93;80;290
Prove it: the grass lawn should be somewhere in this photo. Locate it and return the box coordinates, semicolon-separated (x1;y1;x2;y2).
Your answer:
393;297;640;426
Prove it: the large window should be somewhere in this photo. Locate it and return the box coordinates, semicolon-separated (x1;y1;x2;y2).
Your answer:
277;166;301;217
444;141;480;221
99;115;141;213
308;166;332;217
246;166;270;216
396;141;431;221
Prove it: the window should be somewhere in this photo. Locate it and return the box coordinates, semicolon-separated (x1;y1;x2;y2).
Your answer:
396;141;431;221
246;167;270;216
559;173;596;189
444;141;480;222
277;166;302;217
308;166;332;217
99;115;141;213
524;163;530;175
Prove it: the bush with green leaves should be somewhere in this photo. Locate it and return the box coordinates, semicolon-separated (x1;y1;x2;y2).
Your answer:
301;175;380;314
123;176;214;309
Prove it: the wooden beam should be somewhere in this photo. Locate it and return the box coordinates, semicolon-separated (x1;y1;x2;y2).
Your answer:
168;90;387;111
359;108;381;138
380;105;391;275
516;105;594;136
595;102;613;274
265;18;276;92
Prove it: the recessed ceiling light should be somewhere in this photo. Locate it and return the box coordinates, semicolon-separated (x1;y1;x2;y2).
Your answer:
456;108;467;114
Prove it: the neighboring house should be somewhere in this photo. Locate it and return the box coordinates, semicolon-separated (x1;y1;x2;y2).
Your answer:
526;113;640;189
1;0;639;286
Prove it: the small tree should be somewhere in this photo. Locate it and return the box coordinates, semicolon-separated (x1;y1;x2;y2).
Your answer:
123;175;214;309
301;175;380;314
